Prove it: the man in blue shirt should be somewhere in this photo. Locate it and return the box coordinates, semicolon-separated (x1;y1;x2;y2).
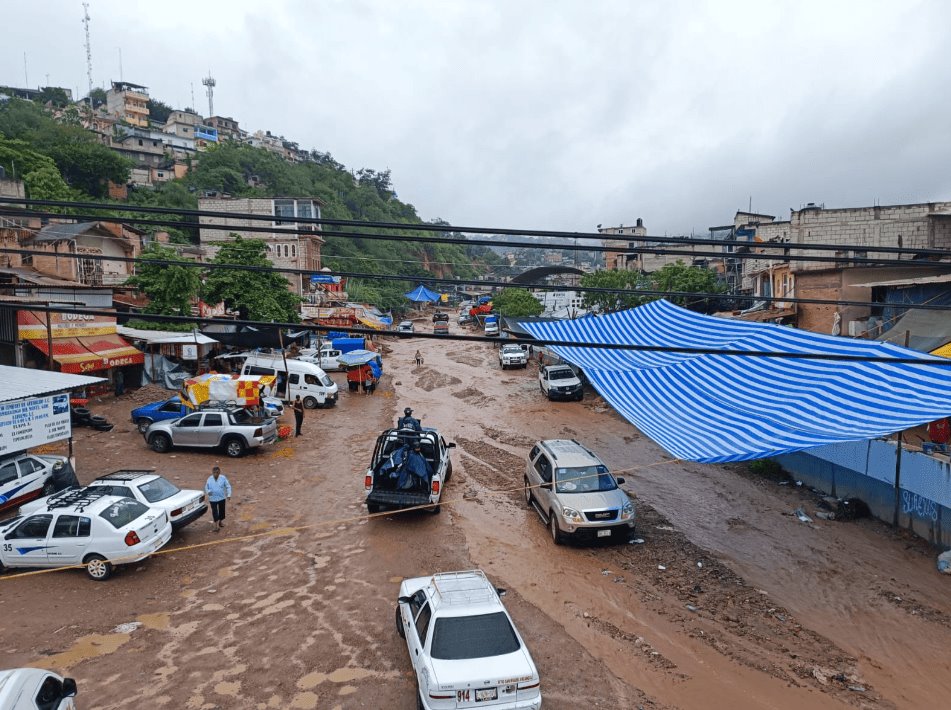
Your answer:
205;466;233;531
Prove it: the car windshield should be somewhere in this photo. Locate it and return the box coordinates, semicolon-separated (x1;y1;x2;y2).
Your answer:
430;612;521;660
99;499;150;529
321;375;334;387
502;346;521;353
555;465;616;493
137;477;180;503
549;368;575;380
230;409;253;424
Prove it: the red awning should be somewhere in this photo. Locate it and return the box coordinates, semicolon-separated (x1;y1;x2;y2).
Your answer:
28;334;144;374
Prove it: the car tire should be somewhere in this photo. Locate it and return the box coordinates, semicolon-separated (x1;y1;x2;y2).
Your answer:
430;504;441;515
395;605;405;638
84;554;113;581
88;414;107;425
417;688;425;710
137;418;153;434
149;433;172;453
303;396;318;409
524;477;532;507
550;514;565;545
367;502;381;515
224;437;246;458
445;461;453;481
575;392;584;402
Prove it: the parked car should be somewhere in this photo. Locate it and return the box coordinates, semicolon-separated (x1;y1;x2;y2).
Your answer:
396;569;542;709
365;427;455;514
538;364;583;401
524;439;635;544
131;396;283;434
499;343;528;369
433;321;449;335
0;668;77;709
0;453;69;515
397;320;415;336
22;470;206;531
241;355;339;408
0;488;172;581
297;347;343;372
144;407;278;458
432;312;450;323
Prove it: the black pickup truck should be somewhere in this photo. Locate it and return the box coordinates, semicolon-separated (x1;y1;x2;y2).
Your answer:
364;427;455;515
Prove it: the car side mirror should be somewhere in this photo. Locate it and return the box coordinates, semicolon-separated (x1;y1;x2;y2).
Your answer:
62;678;77;698
541;482;552;491
447;442;456;449
397;595;412;604
616;477;626;485
495;587;507;597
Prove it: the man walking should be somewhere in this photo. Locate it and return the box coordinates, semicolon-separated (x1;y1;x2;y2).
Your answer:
293;395;305;436
205;466;232;531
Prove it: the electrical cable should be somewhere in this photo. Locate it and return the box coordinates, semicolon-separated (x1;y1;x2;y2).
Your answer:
2;301;948;364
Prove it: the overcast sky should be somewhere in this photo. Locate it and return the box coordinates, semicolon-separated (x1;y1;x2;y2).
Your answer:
4;0;951;235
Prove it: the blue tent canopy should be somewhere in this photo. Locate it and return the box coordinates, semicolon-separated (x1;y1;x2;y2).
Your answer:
405;284;442;302
522;300;951;463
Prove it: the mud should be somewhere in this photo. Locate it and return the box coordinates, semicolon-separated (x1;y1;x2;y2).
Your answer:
2;319;950;708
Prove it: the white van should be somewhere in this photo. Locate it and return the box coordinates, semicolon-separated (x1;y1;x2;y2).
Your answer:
296;347;342;372
241;354;339;409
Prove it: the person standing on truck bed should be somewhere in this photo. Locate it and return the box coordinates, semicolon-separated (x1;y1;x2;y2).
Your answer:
398;407;422;432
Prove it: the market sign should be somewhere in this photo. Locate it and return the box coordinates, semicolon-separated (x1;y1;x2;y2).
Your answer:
0;394;72;456
17;311;118;340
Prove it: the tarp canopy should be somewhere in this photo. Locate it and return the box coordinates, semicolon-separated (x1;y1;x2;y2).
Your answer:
404;284;442;302
338;349;382;368
521;299;951;463
876;309;951;353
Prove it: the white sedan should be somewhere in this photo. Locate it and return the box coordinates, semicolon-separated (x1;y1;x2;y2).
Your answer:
0;454;69;516
396;570;542;709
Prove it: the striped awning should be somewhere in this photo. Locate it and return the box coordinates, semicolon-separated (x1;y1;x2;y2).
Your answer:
522;300;951;463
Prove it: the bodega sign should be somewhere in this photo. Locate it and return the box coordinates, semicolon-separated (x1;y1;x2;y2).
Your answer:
0;394;71;455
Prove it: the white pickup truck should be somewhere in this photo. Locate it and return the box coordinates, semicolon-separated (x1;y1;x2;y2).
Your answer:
499;344;528;369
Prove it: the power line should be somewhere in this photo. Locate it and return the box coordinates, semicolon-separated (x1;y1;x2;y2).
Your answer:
2;205;950;271
2;301;948;365
3;197;951;260
3;244;951;313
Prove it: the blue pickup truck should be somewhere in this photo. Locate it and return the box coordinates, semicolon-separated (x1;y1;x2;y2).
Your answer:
131;396;283;434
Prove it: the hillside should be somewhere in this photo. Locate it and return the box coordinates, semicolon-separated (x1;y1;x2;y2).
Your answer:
0;98;507;310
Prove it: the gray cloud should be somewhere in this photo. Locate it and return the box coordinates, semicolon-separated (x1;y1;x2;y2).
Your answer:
4;0;950;235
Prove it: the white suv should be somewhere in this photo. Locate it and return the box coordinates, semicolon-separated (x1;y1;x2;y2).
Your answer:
499;344;528;369
525;439;635;544
23;470;206;531
396;570;542;709
538;365;583;401
0;489;172;581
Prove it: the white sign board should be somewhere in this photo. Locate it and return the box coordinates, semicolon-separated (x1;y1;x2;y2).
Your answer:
181;344;199;360
0;394;72;456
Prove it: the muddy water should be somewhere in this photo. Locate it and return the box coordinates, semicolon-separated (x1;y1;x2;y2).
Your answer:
2;320;948;708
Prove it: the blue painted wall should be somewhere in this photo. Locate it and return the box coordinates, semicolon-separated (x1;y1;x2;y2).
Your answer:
776;439;951;547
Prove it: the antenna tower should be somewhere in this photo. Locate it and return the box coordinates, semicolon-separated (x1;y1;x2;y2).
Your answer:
202;72;216;117
82;3;94;100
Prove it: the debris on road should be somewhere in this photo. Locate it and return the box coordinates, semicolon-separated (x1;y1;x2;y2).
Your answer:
795;508;813;524
938;550;951;574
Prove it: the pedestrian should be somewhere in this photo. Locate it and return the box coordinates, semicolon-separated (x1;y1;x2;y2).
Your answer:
362;365;373;396
205;466;232;532
293;395;304;436
415;349;423;367
528;344;534;357
114;368;125;397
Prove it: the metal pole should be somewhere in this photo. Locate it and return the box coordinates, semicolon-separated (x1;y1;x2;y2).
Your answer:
45;307;54;371
893;432;903;526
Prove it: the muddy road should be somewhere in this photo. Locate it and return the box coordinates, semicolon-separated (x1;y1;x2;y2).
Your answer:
2;320;949;709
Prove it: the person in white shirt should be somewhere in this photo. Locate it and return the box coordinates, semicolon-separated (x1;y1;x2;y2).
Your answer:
205;466;233;531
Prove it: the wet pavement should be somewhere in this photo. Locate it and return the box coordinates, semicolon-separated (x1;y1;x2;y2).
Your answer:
2;318;950;708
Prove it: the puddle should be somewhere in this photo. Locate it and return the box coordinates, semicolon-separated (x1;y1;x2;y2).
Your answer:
30;632;130;670
138;612;170;630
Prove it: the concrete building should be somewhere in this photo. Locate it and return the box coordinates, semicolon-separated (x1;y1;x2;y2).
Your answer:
164;110;201;139
598;219;648;271
20;221;142;286
198;196;326;295
207;115;242;140
105;81;150;127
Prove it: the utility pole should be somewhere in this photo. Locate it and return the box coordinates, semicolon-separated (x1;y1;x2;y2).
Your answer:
118;48;123;82
23;52;29;87
82;3;94;101
202;72;216;117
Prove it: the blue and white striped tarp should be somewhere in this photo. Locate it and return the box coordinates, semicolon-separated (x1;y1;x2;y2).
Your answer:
521;300;951;463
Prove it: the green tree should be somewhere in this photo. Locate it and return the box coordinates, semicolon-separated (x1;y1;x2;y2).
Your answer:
651;261;725;311
38;87;71;107
0;137;73;200
147;99;173;124
493;287;543;317
579;270;650;312
87;88;107;108
202;236;302;322
125;243;201;326
45;140;132;197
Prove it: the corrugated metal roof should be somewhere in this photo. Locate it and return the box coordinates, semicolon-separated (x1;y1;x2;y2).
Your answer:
31;222;101;242
0;365;105;403
851;273;951;288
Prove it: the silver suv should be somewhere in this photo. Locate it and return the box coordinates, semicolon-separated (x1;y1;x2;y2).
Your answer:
524;440;635;544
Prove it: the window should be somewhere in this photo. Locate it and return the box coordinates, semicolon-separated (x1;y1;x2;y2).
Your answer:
245;365;276;377
9;514;53;539
35;675;64;710
177;414;203;428
414;602;432;643
0;462;18;486
291;245;297;258
99;485;135;498
430;613;521;660
304;374;320;385
137;139;143;146
274;199;295;225
99;499;149;529
284;245;290;258
297;201;314;219
17;457;44;475
555;465;616;493
203;414;223;427
534;456;552;483
137;478;180;503
289;373;300;385
53;515;91;538
160;400;183;413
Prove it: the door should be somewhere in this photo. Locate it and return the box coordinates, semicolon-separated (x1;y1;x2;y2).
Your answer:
2;513;53;566
303;374;326;403
407;593;433;695
533;453;554;510
159;399;186;419
287;373;301;401
322;350;340;370
0;460;23;511
198;412;225;446
173;413;204;445
47;514;92;565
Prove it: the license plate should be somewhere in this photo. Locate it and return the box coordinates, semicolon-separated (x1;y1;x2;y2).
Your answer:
597;529;611;537
476;688;498;701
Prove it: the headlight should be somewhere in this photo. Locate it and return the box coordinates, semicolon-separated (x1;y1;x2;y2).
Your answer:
621;502;635;519
562;507;583;523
